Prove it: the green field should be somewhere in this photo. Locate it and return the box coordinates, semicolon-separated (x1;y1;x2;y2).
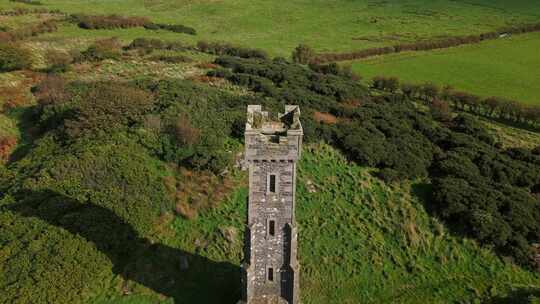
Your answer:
351;31;540;105
3;0;540;56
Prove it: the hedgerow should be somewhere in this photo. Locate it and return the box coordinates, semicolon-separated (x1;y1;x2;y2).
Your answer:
198;41;268;59
71;14;150;29
144;23;196;35
313;22;540;63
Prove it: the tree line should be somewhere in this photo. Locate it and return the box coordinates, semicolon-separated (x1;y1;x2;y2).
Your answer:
308;22;540;63
371;75;540;127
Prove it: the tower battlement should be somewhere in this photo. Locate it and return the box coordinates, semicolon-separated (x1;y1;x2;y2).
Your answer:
245;105;303;162
243;105;302;304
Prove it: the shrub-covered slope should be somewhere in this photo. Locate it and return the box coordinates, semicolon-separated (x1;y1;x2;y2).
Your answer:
0;55;539;303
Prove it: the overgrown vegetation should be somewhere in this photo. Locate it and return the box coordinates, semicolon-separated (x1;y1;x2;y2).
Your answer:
1;1;540;302
209;56;540;269
0;43;32;71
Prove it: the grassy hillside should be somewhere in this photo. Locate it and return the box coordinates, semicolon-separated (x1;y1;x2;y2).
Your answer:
98;143;539;303
351;32;540;105
2;0;540;56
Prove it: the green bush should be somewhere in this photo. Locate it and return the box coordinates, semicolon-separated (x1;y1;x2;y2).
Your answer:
0;43;32;71
63;82;155;138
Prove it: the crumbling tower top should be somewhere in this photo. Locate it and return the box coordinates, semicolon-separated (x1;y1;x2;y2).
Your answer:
245;105;303;161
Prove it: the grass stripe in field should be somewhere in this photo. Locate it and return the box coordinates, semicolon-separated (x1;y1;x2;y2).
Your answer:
351;32;540;105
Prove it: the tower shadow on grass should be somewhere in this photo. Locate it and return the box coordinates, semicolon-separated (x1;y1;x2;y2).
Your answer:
7;189;242;304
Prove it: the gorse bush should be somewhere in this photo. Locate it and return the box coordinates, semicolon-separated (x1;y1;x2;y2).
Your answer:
0;43;32;71
197;41;268;59
63;82;155;138
212;56;367;110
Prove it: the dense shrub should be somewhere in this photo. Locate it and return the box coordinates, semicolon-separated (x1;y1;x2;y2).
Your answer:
127;38;190;54
0;43;32;71
63;82;154;138
292;43;315;64
430;99;452;122
79;37;122;62
213;56;367;109
197;41;268;59
144;23;196;35
308;62;359;80
372;76;399;92
0;204;114;304
146;80;243;171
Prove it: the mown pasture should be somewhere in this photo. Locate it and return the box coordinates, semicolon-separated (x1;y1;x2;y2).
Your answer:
351;32;540;105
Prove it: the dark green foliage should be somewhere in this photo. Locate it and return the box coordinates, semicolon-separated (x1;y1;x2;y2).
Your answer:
430;116;540;266
335;101;435;180
127;38;189;52
213;56;367;109
0;43;32;71
308;62;359;80
0;204;113;304
62;82;155;138
144;23;196;35
372;76;399;92
141;80;248;171
292;43;315;64
197;41;268;59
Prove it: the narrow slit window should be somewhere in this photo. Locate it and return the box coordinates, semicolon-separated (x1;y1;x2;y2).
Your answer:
269;220;275;236
268;267;274;282
269;174;276;193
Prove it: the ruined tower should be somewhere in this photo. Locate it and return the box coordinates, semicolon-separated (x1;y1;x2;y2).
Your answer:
243;105;302;304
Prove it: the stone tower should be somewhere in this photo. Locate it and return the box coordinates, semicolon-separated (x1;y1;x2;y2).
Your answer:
243;105;302;304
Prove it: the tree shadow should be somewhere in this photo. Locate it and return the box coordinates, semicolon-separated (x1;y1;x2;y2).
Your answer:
6;105;41;164
7;189;242;303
